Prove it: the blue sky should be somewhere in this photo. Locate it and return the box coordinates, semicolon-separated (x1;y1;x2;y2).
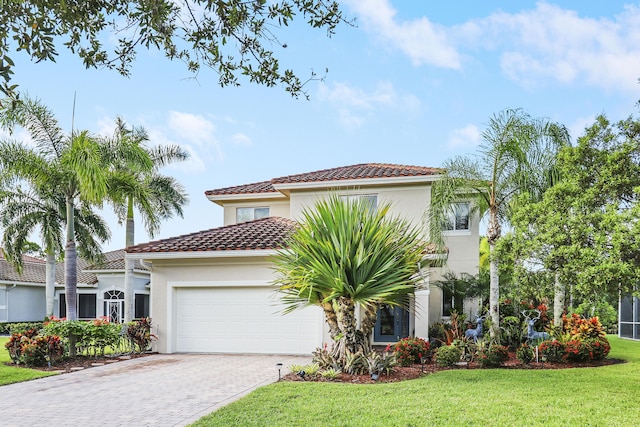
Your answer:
4;1;640;252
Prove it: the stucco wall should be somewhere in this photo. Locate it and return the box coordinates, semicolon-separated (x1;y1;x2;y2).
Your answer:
5;285;45;322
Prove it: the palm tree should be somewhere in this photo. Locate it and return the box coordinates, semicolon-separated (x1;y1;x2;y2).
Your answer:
429;109;569;339
105;117;189;322
273;195;431;366
0;96;149;320
0;185;109;316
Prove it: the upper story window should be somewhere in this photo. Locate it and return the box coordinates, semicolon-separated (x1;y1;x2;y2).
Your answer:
340;194;377;211
444;202;470;232
236;207;269;223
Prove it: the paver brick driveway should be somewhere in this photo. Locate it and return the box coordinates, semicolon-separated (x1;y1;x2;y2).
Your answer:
0;353;311;427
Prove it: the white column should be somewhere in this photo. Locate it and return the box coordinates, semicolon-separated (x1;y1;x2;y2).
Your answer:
414;288;431;340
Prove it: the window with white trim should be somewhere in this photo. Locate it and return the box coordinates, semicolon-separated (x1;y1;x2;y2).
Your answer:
236;207;269;223
444;202;470;231
340;194;377;211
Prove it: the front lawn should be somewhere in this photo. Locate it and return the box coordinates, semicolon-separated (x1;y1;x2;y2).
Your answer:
0;336;55;386
192;336;640;427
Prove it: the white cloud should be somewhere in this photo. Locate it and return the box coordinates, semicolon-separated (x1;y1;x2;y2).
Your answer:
448;124;481;148
231;133;252;146
348;1;640;94
319;80;419;128
167;111;218;148
568;115;597;143
345;0;461;69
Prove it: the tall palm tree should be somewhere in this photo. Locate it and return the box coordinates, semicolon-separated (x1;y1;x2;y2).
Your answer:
273;195;430;366
105;117;189;322
0;96;148;320
0;185;109;316
429;109;569;339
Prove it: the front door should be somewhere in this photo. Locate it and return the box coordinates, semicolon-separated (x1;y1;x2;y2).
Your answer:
104;290;125;323
373;304;410;342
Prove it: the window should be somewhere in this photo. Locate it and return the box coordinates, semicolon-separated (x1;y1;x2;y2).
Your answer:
135;294;150;319
58;293;97;319
236;207;269;223
444;202;470;231
78;294;97;319
340;194;377;211
442;287;454;317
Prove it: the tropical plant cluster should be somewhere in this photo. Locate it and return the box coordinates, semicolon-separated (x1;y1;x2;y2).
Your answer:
3;317;156;367
0;321;45;335
311;344;397;378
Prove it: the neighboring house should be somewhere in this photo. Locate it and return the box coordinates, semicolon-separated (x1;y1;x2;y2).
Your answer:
0;254;47;322
619;294;639;340
127;163;480;355
0;250;150;323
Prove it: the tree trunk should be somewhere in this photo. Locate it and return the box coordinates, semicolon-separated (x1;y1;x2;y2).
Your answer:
124;200;135;323
322;301;340;341
45;251;56;318
360;303;378;353
64;196;77;321
487;210;501;341
553;271;565;326
334;297;364;364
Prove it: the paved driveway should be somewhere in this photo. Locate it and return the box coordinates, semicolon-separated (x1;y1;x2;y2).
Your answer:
0;353;311;427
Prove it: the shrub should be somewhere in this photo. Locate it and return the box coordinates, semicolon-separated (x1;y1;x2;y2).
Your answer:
4;332;64;366
585;337;611;361
477;344;509;368
516;344;535;364
562;314;606;340
312;345;339;370
126;317;156;353
343;350;366;375
539;340;566;363
394;337;430;367
565;339;591;362
434;345;461;367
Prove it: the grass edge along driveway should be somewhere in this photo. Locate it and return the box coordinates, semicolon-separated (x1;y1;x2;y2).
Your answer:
192;336;640;427
0;336;55;385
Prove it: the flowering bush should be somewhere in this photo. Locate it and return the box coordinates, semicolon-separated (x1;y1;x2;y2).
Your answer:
394;337;430;367
539;340;566;363
477;344;509;368
585;337;611;360
434;345;461;367
516;344;535;364
4;331;64;366
565;339;591;362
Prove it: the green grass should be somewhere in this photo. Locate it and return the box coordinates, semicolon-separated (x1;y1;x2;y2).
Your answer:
191;336;640;427
0;336;55;386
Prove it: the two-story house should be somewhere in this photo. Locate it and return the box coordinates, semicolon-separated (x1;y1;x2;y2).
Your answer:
125;164;480;354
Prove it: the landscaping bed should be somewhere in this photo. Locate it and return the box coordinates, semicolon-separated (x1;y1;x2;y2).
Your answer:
282;352;622;384
2;352;154;374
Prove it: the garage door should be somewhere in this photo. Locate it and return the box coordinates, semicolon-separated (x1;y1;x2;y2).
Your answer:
174;286;323;354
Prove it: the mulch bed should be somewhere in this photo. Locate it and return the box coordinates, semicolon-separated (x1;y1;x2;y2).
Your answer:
4;353;154;374
282;353;624;384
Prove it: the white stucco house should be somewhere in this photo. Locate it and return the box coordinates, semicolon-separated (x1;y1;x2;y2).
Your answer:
126;163;480;355
0;250;150;323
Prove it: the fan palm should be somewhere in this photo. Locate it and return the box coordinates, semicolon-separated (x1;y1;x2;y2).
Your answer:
273;195;431;366
429;109;569;339
105;117;189;321
0;96;149;320
0;185;109;316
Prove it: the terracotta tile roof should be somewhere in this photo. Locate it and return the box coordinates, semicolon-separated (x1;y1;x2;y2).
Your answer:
205;180;278;196
126;217;297;254
205;163;442;196
1;250;146;286
0;253;48;284
271;163;442;184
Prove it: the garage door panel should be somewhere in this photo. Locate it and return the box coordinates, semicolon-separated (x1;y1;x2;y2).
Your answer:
175;287;322;354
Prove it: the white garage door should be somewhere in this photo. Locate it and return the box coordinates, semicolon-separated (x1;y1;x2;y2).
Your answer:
174;286;323;354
